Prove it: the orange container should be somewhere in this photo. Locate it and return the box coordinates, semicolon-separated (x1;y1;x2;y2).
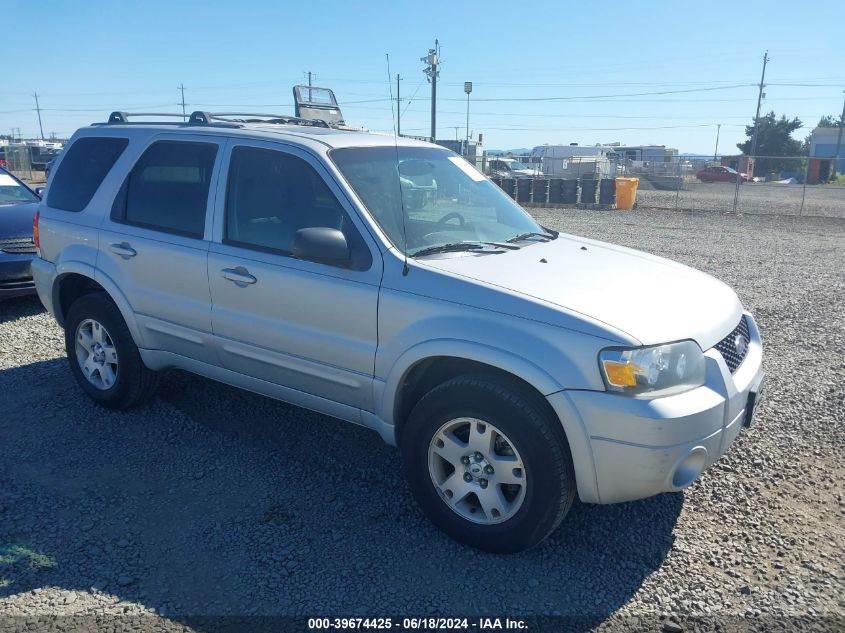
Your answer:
615;177;640;210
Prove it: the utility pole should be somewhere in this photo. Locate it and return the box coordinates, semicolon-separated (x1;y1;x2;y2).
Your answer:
831;90;845;180
464;81;473;157
33;93;44;140
714;123;721;160
396;74;401;136
421;40;440;142
178;84;187;121
749;51;769;177
307;71;314;101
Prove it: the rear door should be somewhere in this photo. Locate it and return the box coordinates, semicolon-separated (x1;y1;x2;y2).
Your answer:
207;141;381;411
97;135;225;364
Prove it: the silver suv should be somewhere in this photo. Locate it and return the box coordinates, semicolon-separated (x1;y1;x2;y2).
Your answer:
32;112;764;553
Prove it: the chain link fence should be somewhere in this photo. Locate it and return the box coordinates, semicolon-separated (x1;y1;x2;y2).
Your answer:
0;143;60;184
482;154;845;218
1;144;35;181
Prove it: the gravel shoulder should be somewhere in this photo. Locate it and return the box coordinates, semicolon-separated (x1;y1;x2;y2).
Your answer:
0;208;843;632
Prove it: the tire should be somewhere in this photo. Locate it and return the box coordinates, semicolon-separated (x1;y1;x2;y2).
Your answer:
64;292;160;409
400;374;576;553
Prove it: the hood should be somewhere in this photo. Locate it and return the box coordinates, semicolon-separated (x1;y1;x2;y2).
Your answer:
420;234;742;350
0;201;38;240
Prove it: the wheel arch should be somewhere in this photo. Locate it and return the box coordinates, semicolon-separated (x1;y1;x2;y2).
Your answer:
381;341;562;443
402;358;560;443
380;342;599;504
52;267;146;348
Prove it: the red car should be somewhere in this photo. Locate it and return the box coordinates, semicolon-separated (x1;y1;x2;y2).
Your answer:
696;166;750;183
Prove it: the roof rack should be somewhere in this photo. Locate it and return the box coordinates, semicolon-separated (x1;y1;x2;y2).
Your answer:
105;110;330;128
205;113;330;128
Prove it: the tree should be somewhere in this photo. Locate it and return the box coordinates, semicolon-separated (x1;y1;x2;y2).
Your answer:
737;111;803;174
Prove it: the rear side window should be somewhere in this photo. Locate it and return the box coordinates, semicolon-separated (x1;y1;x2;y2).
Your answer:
113;141;217;238
46;137;128;212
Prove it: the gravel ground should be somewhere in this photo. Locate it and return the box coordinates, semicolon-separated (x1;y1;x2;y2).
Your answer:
634;182;845;218
1;208;843;633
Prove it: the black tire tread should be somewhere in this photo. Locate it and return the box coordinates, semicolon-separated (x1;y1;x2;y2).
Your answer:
65;292;160;409
403;373;576;552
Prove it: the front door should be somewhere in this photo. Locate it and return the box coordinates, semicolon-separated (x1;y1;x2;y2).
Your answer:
207;141;381;411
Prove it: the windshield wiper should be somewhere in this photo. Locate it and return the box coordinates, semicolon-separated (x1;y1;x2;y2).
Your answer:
410;242;506;258
506;230;557;243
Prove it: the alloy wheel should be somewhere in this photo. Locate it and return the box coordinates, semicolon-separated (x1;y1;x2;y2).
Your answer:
74;318;119;390
428;417;527;525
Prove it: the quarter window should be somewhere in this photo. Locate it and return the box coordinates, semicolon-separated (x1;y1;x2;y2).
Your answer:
46;137;128;212
117;141;217;238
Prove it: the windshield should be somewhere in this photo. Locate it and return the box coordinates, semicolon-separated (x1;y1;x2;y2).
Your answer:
331;147;543;255
507;161;530;171
0;171;38;205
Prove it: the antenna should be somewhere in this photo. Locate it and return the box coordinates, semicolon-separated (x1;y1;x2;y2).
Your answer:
387;53;410;276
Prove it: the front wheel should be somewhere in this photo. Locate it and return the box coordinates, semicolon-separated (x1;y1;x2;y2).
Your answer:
401;375;576;553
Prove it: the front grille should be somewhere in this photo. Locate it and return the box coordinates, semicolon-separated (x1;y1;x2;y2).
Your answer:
0;238;36;254
713;316;750;373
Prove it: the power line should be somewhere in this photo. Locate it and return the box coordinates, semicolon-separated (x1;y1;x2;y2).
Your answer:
436;84;755;102
400;123;743;132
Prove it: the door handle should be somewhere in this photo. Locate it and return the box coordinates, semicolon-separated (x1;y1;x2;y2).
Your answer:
221;266;257;286
109;242;137;259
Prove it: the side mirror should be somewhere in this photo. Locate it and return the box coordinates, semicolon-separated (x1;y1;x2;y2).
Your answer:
293;227;350;267
34;187;45;198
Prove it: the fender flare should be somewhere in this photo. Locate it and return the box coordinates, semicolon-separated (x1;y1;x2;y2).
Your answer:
52;262;147;348
377;339;600;503
376;338;563;427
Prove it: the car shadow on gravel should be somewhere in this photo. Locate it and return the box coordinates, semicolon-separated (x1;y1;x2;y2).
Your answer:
0;295;44;324
0;361;683;631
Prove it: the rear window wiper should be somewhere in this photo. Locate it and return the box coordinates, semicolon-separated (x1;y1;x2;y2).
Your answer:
506;230;557;243
410;242;506;258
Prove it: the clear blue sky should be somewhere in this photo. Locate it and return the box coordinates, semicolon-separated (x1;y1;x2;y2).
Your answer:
2;0;842;154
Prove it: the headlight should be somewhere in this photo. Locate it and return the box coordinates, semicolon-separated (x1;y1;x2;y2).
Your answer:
599;340;706;397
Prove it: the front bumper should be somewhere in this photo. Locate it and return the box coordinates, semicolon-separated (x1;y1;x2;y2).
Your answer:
549;312;764;504
0;255;36;299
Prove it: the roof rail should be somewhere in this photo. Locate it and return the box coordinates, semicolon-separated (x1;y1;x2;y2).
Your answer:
206;113;331;128
105;110;331;129
107;112;190;124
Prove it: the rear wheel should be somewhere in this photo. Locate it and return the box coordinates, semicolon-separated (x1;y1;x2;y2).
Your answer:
64;293;160;409
401;375;576;553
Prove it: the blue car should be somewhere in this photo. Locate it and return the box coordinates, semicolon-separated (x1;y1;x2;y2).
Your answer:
0;167;40;300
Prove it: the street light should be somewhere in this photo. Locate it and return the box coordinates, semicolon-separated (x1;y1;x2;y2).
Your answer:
464;81;472;157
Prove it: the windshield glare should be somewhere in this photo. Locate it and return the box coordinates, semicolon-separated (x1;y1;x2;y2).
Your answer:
331;147;543;255
0;172;38;205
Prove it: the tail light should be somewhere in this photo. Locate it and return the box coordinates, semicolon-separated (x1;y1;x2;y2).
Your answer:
33;210;41;257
